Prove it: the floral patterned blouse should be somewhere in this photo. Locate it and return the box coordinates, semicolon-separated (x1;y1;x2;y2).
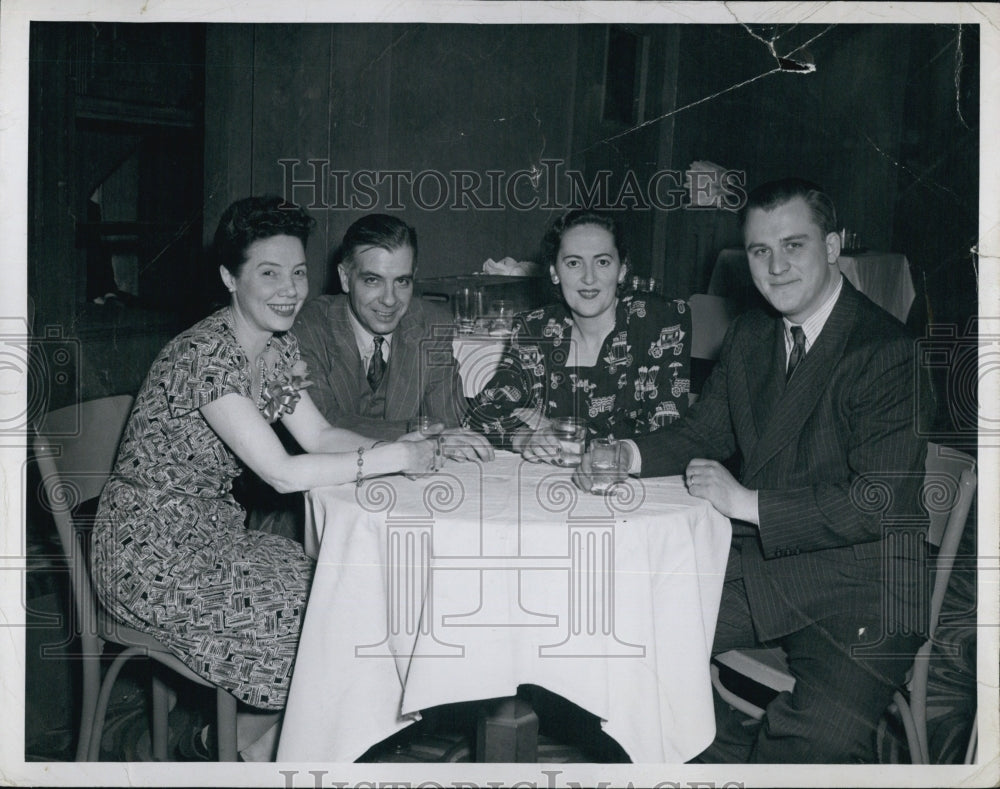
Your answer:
465;293;691;448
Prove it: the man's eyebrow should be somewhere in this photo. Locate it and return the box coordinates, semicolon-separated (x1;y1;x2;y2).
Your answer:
780;233;810;243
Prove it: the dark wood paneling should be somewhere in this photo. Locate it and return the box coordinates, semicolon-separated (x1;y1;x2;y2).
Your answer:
664;25;913;296
318;24;396;293
380;24;578;280
250;24;334;297
204;24;580;294
203;24;254;252
29;24;77;331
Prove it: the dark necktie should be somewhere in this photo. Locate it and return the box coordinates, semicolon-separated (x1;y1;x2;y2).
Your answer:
367;335;386;391
786;325;807;382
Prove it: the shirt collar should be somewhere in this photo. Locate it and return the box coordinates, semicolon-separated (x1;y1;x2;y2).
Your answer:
347;307;393;362
783;275;843;352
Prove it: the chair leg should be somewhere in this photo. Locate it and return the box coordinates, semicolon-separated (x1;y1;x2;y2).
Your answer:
964;710;978;764
892;690;927;765
87;647;144;761
908;642;932;764
151;672;174;761
75;653;103;761
216;689;239;761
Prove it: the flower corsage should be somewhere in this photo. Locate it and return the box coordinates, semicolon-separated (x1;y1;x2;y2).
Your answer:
260;358;312;423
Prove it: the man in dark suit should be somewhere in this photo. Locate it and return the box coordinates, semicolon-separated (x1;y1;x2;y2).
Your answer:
295;213;492;458
577;178;931;762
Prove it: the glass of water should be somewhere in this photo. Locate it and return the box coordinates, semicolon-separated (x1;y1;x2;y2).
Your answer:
452;287;482;333
489;299;515;336
407;416;435;436
550;416;587;466
589;437;626;493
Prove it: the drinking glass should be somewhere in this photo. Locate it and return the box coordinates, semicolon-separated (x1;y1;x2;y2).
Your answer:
549;416;587;466
404;416;442;479
406;416;434;436
452;287;482;333
589;437;625;494
489;299;515;336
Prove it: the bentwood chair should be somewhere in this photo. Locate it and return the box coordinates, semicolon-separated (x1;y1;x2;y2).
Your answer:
710;443;978;763
33;396;239;761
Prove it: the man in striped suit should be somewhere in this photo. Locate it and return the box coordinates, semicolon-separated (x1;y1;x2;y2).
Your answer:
295;213;492;459
578;178;931;762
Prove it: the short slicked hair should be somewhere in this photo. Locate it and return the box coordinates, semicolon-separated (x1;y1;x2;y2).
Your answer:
738;178;838;237
335;214;418;273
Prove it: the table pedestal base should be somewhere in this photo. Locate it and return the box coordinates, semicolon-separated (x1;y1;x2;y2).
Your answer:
476;697;539;762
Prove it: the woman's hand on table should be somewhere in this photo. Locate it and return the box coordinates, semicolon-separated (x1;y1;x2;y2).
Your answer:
684;459;758;524
438;428;495;462
394;436;441;475
399;423;494;464
513;426;568;464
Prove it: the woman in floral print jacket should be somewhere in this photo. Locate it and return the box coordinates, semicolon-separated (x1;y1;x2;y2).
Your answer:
466;209;691;459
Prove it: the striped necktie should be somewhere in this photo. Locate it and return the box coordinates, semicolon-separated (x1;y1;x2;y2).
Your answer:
786;325;806;382
367;335;386;391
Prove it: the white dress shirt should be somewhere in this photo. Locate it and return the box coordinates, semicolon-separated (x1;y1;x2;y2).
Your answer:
347;309;393;371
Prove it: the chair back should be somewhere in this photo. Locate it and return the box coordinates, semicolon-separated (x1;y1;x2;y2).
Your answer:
711;441;978;730
688;293;738;361
923;442;976;638
32;396;134;641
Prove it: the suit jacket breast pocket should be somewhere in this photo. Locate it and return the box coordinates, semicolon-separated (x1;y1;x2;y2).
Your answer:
851;540;883;561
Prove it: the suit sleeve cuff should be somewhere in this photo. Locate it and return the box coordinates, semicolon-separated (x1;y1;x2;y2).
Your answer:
622;439;641;474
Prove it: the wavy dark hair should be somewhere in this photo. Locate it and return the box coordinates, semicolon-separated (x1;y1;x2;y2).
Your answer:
334;213;418;274
540;209;630;270
213;195;316;276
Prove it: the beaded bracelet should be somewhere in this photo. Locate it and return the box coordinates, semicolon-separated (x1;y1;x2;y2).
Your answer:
356;446;365;488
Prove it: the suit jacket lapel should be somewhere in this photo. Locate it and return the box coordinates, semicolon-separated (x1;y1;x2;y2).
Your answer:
744;315;786;443
383;308;421;420
330;296;365;407
741;283;858;483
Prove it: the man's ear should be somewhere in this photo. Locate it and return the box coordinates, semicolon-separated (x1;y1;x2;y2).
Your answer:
337;263;351;293
825;231;841;264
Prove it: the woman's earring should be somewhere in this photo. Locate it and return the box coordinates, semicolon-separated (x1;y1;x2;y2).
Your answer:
551;276;560;284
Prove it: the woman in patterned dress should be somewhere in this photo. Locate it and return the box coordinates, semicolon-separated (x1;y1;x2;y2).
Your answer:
92;196;438;758
466;209;691;461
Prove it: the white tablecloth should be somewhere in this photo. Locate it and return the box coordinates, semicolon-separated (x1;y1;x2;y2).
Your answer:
452;333;507;398
278;452;732;763
708;248;916;324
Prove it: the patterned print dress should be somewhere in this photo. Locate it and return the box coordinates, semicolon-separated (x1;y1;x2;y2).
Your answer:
466;293;692;447
92;309;315;710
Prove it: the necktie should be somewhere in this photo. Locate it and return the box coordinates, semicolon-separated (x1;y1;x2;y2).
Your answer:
786;325;807;382
367;336;386;391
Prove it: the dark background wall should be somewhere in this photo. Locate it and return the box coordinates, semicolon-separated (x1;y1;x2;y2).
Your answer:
29;22;979;434
204;23;584;297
